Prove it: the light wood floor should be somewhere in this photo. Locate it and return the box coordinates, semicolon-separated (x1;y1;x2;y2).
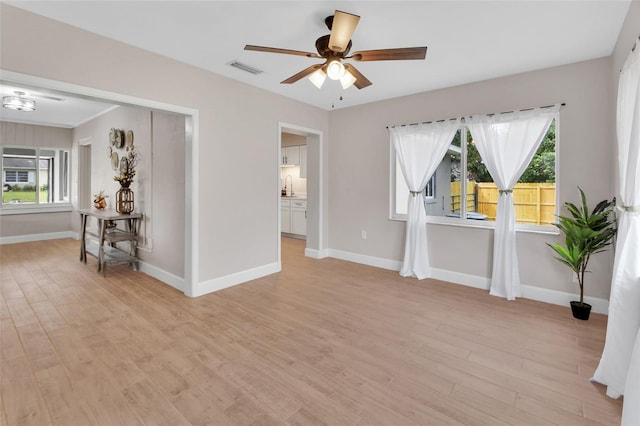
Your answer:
0;237;622;425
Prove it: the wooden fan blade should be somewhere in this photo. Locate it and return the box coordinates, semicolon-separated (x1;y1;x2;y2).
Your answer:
344;64;372;89
328;10;360;53
244;45;321;58
348;47;427;61
281;64;324;84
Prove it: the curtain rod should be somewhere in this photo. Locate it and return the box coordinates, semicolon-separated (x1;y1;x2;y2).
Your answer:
386;102;565;129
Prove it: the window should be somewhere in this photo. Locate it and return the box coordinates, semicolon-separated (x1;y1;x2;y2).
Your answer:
2;147;70;205
390;118;558;229
425;175;435;199
4;170;29;183
393;158;437;216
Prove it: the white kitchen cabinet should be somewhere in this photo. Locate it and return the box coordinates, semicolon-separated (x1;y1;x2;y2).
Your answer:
291;199;307;236
281;146;300;166
281;198;306;237
300;145;307;178
281;199;291;233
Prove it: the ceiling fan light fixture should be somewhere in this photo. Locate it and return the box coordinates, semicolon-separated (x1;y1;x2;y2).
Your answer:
3;91;36;111
308;68;327;89
326;60;345;80
245;10;425;91
340;70;357;89
328;10;360;53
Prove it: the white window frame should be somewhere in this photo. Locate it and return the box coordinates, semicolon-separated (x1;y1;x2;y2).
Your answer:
1;146;73;215
425;174;435;200
389;116;560;235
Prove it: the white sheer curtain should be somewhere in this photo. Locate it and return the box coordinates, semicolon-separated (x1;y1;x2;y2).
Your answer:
592;43;640;426
390;119;460;279
466;106;559;300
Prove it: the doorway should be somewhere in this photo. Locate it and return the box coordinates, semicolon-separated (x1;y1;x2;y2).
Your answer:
278;123;323;267
1;71;198;296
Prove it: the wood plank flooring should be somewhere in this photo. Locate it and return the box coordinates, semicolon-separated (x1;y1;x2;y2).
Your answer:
0;237;622;425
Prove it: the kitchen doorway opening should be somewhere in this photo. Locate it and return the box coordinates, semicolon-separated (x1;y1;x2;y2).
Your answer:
278;123;323;267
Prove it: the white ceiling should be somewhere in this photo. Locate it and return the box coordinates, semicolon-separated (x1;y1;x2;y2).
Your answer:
0;83;117;128
1;1;632;125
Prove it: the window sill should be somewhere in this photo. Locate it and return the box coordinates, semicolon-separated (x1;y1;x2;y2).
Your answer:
390;214;559;235
0;203;74;215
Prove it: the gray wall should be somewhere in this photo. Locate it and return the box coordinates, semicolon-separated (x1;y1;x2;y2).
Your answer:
146;111;186;277
1;122;72;148
610;0;640;200
72;106;186;278
72;106;152;241
612;0;640;75
327;57;615;300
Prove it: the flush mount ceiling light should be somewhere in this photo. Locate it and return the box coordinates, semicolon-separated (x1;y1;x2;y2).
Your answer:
3;91;36;111
245;10;427;90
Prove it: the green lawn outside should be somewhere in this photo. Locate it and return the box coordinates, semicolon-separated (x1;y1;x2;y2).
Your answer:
2;191;49;203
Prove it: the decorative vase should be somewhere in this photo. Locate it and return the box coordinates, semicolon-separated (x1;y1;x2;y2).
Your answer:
94;198;107;209
116;186;134;214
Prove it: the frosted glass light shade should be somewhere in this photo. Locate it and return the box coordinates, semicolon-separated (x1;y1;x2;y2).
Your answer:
340;71;356;89
326;60;345;80
308;69;327;89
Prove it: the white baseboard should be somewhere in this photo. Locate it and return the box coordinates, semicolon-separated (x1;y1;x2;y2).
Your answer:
305;248;329;259
138;260;186;293
326;248;609;315
327;248;403;271
431;268;491;290
192;262;280;297
0;231;78;245
520;284;609;314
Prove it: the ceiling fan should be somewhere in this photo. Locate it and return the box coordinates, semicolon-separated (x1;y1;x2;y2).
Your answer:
244;10;427;90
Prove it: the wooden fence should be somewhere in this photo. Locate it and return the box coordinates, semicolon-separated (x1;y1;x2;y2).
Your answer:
450;182;556;225
450;181;476;213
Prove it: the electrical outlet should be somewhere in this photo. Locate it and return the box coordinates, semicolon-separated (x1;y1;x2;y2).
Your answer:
361;230;367;240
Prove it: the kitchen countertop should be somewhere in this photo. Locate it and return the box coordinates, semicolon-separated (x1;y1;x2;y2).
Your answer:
281;195;307;200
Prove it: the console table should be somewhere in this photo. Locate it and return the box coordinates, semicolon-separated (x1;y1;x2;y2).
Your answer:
79;208;142;276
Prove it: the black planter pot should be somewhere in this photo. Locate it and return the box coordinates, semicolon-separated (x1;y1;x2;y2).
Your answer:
570;301;592;320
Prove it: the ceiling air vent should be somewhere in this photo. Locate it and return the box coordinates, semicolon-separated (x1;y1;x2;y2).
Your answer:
228;60;263;75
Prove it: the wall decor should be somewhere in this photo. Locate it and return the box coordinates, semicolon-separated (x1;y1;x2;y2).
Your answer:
108;128;139;214
110;151;119;170
109;127;125;148
126;130;134;151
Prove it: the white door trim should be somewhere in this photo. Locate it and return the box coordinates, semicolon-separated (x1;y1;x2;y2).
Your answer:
278;122;324;266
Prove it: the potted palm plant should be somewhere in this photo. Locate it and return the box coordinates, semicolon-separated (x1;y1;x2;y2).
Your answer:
547;187;616;320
